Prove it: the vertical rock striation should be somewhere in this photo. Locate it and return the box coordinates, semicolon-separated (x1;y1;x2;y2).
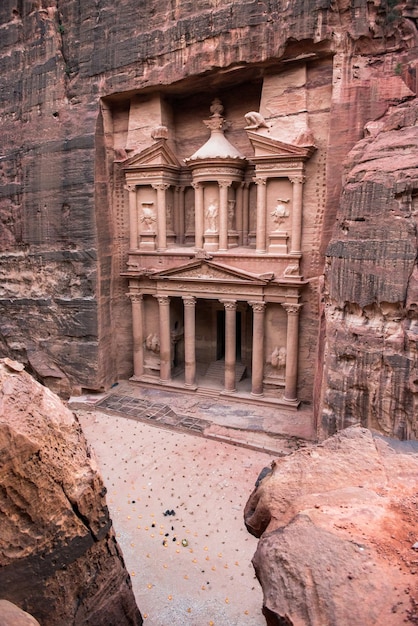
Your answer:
0;359;142;626
322;101;418;439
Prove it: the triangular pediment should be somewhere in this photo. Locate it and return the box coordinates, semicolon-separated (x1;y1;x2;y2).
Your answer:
123;140;181;170
151;260;272;285
246;131;315;160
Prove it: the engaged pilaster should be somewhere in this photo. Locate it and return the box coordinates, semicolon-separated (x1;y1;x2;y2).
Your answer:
193;182;204;248
282;303;302;402
289;176;305;254
152;183;170;250
218;180;231;251
249;301;266;396
125;184;138;250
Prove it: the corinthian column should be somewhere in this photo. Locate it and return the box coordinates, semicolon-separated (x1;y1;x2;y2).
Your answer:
289;176;305;254
129;293;144;379
250;301;266;396
193;182;204;248
218;180;230;251
221;300;237;392
255;177;267;254
182;295;196;388
282;303;302;402
155;294;171;383
125;184;138;250
152;183;170;250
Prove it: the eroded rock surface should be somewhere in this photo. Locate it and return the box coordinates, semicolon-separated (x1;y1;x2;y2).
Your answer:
244;426;418;626
322;100;418;439
0;359;142;626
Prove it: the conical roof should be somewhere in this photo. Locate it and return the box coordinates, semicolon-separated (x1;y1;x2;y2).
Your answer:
185;99;246;163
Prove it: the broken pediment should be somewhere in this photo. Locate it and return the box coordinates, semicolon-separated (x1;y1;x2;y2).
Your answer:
150;260;273;285
123;139;182;170
246;130;315;161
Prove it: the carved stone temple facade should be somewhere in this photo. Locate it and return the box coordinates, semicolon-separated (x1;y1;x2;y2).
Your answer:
113;68;324;408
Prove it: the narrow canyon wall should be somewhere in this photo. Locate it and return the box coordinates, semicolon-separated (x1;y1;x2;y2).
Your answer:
321;100;418;439
0;1;417;433
0;358;142;625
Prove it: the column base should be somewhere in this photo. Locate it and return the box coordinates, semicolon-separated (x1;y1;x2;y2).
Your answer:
250;391;264;398
221;388;236;395
282;396;300;407
184;383;198;391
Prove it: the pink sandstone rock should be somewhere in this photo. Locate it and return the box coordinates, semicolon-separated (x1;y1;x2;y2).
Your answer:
244;426;418;626
0;359;142;626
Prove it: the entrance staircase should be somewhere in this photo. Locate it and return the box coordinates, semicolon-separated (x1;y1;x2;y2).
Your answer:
203;360;247;387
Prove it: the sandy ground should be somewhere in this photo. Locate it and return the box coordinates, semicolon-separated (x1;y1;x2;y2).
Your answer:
78;408;277;626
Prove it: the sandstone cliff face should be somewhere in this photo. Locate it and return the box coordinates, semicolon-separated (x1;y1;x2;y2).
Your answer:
0;359;142;626
244;427;418;626
321;100;418;439
0;1;417;434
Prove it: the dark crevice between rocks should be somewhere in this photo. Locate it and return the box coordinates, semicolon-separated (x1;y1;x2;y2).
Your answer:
263;606;294;626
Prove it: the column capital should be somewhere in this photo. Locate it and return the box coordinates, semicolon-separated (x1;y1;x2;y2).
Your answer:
289;175;306;185
175;185;186;193
282;303;302;315
191;181;202;190
128;293;143;303
182;295;196;307
255;177;267;186
220;299;237;310
218;180;232;189
124;184;136;192
152;183;170;191
249;301;266;312
154;294;170;306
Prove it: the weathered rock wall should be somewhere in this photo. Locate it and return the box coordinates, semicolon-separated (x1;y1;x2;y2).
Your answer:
0;358;142;625
0;1;417;431
321;100;418;439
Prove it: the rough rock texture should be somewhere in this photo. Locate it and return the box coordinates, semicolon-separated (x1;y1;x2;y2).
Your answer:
244;426;418;626
0;1;417;435
0;359;142;626
321;100;418;439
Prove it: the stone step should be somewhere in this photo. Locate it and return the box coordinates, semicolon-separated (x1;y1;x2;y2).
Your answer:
204;360;247;385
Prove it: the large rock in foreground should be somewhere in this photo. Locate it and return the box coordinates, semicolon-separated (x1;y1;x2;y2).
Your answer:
0;359;142;626
245;427;418;626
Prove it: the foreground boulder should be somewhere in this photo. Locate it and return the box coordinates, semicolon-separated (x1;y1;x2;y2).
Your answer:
245;427;418;626
0;359;142;626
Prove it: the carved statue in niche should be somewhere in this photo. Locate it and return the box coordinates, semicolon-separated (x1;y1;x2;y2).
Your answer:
140;203;156;231
185;203;195;233
166;202;174;230
244;111;268;130
206;199;218;232
271;199;290;229
228;199;235;230
271;346;286;368
145;333;160;353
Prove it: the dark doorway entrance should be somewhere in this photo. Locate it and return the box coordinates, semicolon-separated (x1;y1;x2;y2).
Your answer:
216;310;241;360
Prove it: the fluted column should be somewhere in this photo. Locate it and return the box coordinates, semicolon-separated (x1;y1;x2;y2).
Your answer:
283;303;302;402
255;177;267;254
250;301;266;396
129;293;144;378
183;295;196;388
125;184;138;250
218;180;230;251
193;182;204;248
289;176;305;254
155;295;171;383
152;183;170;250
221;300;237;392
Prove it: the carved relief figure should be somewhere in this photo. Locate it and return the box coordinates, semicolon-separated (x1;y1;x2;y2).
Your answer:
145;333;160;353
228;199;235;230
271;199;290;229
270;346;286;370
140;203;156;230
206;199;218;232
244;111;268;130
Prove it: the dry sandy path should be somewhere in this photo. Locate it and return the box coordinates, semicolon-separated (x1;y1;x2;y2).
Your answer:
78;409;275;626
